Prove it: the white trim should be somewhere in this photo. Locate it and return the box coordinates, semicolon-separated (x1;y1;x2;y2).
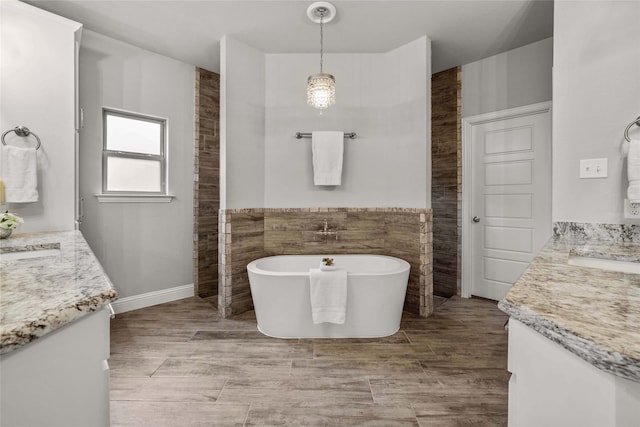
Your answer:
461;101;552;299
110;284;194;314
96;194;174;203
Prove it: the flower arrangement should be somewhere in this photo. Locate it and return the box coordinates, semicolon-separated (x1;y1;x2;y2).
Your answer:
319;257;337;271
0;211;23;230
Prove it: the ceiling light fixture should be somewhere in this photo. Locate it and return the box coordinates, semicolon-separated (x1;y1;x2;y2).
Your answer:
306;2;336;113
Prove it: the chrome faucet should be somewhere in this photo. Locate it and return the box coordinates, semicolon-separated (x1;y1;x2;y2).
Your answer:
314;219;338;241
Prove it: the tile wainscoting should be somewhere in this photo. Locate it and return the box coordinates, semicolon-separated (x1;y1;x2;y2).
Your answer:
218;208;433;318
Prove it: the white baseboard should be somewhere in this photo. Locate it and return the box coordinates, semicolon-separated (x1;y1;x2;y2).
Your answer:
111;284;194;314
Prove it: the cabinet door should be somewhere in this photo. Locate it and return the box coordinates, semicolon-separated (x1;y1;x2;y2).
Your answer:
0;308;111;427
507;319;640;427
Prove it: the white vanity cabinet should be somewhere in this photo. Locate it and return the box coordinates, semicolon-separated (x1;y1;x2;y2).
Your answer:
0;307;111;427
507;319;640;427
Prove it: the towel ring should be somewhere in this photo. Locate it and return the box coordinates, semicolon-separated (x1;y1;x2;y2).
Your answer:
624;116;640;142
1;126;41;150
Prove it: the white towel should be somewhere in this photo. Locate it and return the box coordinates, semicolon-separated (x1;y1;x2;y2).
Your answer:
309;268;347;324
628;139;640;203
312;131;344;186
0;145;38;203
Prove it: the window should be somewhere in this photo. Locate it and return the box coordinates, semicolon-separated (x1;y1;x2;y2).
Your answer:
102;108;166;195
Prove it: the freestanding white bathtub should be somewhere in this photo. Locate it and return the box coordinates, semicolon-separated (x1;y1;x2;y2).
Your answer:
247;254;410;338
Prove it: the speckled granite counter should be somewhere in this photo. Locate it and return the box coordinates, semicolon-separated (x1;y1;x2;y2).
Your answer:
498;234;640;383
0;230;117;355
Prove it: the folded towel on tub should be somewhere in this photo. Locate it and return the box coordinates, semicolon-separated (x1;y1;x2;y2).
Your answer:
309;268;347;324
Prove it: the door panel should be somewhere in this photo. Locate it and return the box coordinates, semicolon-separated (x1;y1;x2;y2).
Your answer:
484;226;534;253
484;161;533;186
484;126;533;154
484;194;533;218
484;257;531;284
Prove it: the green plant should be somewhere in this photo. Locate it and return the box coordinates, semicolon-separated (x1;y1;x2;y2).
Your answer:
322;257;334;266
0;211;23;230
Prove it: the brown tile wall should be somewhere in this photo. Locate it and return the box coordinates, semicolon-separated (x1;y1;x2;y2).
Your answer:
218;207;433;318
431;66;461;297
194;67;220;298
218;210;267;317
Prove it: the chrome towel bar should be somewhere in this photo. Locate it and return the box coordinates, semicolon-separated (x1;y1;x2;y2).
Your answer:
1;126;42;150
295;132;357;139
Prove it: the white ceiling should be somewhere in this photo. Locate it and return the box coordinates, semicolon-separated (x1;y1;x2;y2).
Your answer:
23;0;554;73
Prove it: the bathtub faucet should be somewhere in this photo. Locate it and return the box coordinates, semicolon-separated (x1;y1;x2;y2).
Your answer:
314;219;338;241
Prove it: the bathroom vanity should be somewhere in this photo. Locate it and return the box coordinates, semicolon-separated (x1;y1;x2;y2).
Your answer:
0;231;117;427
499;237;640;426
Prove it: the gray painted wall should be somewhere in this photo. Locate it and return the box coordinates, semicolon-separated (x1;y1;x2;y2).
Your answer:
264;37;430;208
221;36;431;209
78;30;195;299
461;38;553;118
1;1;80;232
552;1;640;224
220;36;266;210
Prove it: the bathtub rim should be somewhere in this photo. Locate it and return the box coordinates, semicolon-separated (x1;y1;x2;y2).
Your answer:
247;254;411;277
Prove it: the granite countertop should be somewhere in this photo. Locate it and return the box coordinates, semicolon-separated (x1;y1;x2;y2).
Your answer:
0;230;117;355
498;238;640;383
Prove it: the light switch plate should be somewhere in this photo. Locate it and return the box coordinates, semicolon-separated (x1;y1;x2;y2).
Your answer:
579;158;608;178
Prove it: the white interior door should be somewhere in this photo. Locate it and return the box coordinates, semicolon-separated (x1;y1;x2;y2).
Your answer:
465;103;552;301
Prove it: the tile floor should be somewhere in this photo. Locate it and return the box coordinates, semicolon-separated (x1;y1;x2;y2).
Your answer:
109;296;509;426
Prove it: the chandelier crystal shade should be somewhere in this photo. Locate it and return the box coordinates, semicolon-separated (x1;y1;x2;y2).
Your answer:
307;72;335;110
306;3;336;111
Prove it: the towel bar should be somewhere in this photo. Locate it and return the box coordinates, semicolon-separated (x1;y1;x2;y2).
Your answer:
1;126;41;150
296;132;357;139
624;116;640;142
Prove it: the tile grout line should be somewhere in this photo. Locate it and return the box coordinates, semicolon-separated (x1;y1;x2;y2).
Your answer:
242;402;251;427
402;330;413;344
216;378;229;403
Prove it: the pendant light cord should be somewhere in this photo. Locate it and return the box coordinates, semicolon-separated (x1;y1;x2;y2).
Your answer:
319;12;324;73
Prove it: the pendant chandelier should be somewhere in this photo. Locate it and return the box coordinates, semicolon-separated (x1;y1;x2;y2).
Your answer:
306;2;336;112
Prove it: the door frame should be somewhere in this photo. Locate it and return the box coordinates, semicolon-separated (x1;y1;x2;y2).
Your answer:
461;101;552;298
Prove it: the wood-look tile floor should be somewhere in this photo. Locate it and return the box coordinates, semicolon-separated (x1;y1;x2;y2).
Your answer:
109;296;509;426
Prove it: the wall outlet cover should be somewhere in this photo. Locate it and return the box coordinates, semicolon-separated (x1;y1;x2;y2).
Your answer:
624;199;640;220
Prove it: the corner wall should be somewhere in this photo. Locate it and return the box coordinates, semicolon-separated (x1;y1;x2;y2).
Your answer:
552;1;640;224
220;36;265;209
78;30;195;299
264;37;431;208
461;38;552;118
0;0;80;232
219;36;433;317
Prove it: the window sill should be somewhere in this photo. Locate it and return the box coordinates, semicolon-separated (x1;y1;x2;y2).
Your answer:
95;194;175;203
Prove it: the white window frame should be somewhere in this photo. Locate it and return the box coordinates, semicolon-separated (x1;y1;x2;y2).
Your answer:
98;108;173;203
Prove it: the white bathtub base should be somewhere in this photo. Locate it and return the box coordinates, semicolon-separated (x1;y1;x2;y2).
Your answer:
248;255;410;339
256;325;401;340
